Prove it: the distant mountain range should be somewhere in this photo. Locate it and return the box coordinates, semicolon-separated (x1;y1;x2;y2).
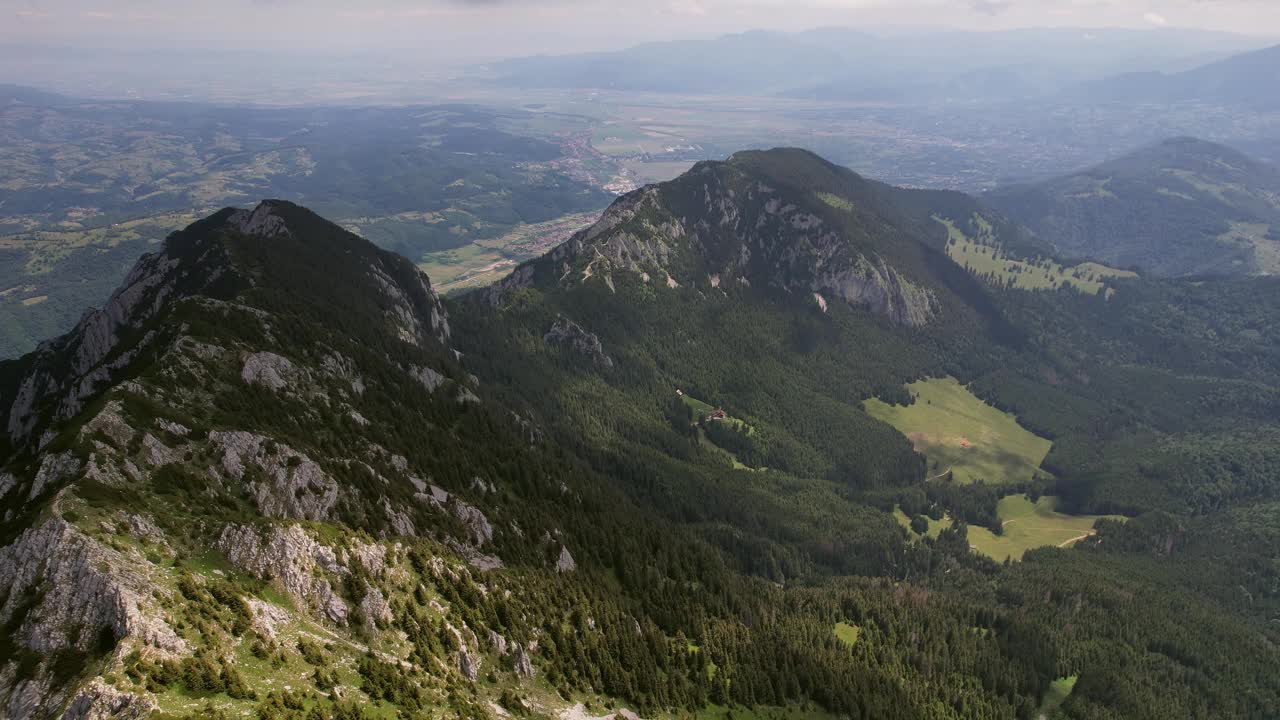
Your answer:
490;27;1275;103
986;137;1280;277
1070;44;1280;110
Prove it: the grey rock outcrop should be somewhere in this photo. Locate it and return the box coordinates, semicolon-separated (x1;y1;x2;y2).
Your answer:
79;402;135;447
241;351;298;391
556;545;577;573
244;598;291;640
141;433;182;468
155;418;190;437
0;518;186;657
409;365;447;393
369;260;450;348
544;316;613;369
215;524;349;624
208;431;339;521
453;499;495;546
123;514;165;544
489;630;508;656
513;644;535;677
227;202;292;239
448;624;481;682
27;452;81;501
359;586;393;631
347;541;388;577
815;255;937;327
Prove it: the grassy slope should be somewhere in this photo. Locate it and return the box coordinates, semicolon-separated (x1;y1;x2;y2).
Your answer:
1037;675;1078;718
864;377;1051;485
896;495;1122;561
832;622;860;648
936;216;1135;296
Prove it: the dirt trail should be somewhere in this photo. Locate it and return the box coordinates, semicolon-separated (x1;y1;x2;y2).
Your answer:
1057;532;1095;548
925;466;953;481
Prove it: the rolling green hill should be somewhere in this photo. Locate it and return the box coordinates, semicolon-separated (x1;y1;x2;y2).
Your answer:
987;137;1280;277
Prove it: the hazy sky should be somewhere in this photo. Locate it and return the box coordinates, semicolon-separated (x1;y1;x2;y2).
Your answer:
5;0;1280;59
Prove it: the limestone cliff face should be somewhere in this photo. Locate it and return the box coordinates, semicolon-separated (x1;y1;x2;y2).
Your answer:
486;156;939;326
215;524;351;624
0;518;186;720
815;255;938;327
0;518;186;657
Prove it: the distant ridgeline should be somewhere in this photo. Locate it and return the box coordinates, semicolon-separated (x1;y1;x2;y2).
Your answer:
988;137;1280;277
1;149;1279;719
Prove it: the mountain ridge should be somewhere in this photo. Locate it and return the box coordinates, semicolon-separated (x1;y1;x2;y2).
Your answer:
484;148;1034;331
986;136;1280;276
1073;43;1280;109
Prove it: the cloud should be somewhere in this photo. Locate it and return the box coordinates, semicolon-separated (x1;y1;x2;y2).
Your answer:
1144;11;1168;25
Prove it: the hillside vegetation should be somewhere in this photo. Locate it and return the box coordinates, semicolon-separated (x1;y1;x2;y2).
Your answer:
988;137;1280;277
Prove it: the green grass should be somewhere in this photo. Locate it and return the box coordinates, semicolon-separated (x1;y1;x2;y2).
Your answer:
183;548;235;577
816;192;853;211
893;507;947;539
936;216;1135;296
679;392;758;470
1217;221;1278;274
680;393;716;416
1038;675;1078;718
864;377;1052;485
832;622;860;648
419;243;510;291
970;496;1121;562
680;392;754;433
896;495;1124;562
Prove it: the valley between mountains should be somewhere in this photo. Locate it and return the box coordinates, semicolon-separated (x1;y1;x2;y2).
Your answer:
2;149;1279;720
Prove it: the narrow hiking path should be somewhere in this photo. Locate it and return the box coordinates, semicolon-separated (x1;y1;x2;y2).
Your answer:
1057;532;1095;548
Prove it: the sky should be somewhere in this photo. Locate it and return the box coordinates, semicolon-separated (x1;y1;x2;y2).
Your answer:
4;0;1280;60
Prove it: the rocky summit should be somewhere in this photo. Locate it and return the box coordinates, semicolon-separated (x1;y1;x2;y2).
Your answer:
490;149;955;327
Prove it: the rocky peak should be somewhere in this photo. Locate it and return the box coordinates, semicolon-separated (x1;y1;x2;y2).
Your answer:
226;201;292;239
0;200;456;453
486;149;940;326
